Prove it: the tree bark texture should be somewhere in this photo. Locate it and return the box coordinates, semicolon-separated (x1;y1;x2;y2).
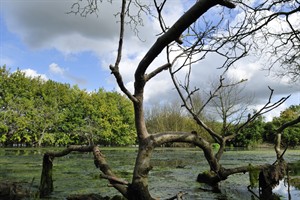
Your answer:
39;154;54;197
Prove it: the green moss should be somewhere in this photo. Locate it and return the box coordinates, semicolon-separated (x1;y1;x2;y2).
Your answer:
211;143;220;150
248;164;260;188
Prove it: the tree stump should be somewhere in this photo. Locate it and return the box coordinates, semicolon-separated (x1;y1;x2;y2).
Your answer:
39;154;54;197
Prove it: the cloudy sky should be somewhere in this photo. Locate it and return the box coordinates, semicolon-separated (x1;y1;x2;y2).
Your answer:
0;0;299;121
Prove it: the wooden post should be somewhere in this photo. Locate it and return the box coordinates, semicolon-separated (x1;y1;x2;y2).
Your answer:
39;154;54;197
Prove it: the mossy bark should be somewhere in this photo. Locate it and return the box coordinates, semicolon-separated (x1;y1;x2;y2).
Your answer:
259;160;287;198
39;154;54;197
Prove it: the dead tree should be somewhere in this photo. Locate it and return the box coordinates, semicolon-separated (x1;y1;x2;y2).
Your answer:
41;0;300;199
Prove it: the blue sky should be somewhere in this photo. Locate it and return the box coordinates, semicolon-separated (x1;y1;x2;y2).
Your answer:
0;0;299;120
0;3;113;92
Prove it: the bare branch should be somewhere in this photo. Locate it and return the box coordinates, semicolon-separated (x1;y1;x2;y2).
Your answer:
109;0;137;103
100;174;129;185
67;0;101;17
110;65;138;103
45;145;94;157
40;145;128;198
218;0;236;8
152;131;220;172
232;0;300;82
134;0;235;93
154;0;168;33
93;146;128;197
124;0;154;38
224;87;290;142
169;64;223;143
145;63;171;82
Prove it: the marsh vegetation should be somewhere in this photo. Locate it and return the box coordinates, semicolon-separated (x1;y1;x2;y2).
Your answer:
1;147;300;199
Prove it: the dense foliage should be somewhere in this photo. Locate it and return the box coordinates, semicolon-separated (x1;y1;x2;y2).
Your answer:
0;66;136;147
1;65;298;148
263;105;300;147
230;115;265;147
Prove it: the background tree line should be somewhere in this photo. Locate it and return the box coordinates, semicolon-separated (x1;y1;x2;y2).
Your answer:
1;65;299;148
146;101;300;148
0;66;136;147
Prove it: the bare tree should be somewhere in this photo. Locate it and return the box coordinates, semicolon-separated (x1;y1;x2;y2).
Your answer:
40;0;300;199
208;78;253;136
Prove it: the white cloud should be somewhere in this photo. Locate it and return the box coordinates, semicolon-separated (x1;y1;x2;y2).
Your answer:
48;62;87;86
2;0;157;57
21;68;48;81
227;62;259;81
2;0;299;119
2;1;120;49
49;63;65;75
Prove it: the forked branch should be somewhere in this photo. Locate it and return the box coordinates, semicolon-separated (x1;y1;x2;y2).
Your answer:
134;0;236;93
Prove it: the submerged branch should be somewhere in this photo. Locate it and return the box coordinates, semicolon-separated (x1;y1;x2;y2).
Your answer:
39;145;128;198
93;146;128;197
100;174;129;185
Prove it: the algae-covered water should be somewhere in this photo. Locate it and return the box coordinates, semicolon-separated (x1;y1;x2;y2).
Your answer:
0;147;300;199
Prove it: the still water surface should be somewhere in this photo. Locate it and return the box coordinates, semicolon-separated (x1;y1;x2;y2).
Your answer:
0;147;300;199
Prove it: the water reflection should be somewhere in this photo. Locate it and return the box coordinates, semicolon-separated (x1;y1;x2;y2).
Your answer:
273;180;300;199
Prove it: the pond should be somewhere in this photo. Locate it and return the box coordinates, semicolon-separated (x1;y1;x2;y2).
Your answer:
0;147;300;199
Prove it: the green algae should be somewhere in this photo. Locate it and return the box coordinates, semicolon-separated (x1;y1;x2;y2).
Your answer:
0;147;300;199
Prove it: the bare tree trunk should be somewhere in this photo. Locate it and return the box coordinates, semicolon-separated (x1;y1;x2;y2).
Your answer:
129;142;155;200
